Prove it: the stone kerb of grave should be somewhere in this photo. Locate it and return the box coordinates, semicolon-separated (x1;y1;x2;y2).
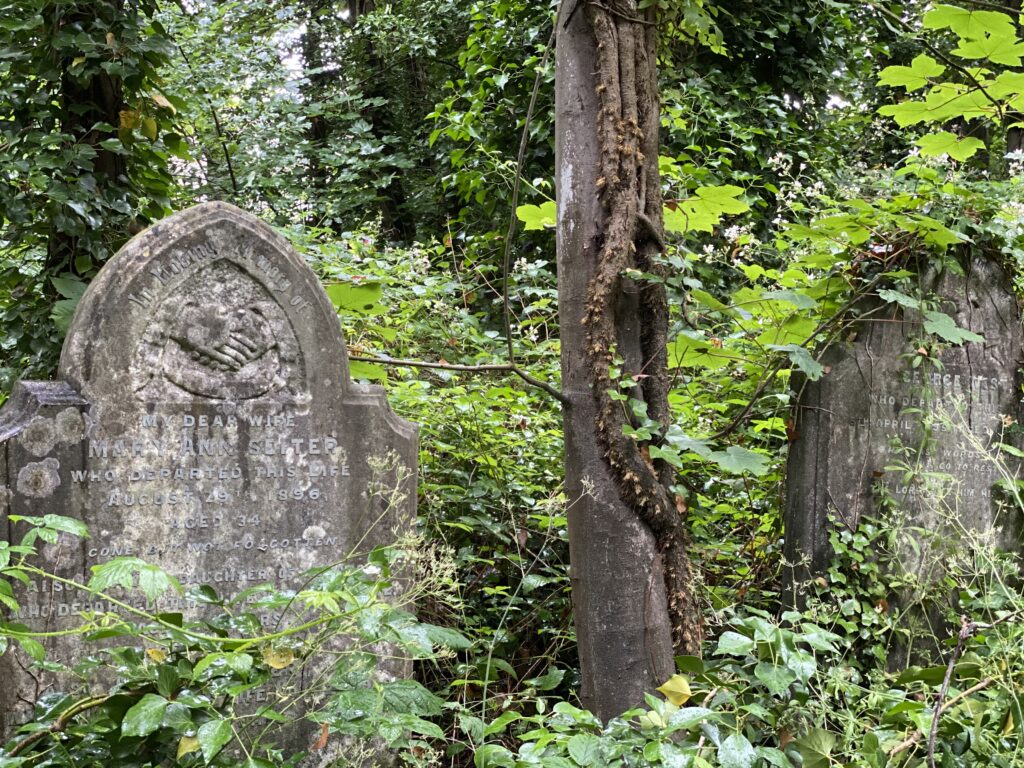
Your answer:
0;201;418;745
785;255;1024;598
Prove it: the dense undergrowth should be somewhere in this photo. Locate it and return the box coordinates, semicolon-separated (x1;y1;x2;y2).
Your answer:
4;0;1024;766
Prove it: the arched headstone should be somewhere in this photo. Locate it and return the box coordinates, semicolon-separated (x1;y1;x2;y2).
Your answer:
0;202;417;742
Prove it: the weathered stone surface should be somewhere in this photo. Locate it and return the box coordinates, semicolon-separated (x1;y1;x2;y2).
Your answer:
785;255;1024;595
0;202;417;743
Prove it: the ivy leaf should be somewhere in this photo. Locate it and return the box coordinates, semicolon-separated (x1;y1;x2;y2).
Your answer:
915;131;986;161
718;733;757;768
648;444;685;469
794;729;837;768
198;718;234;763
923;310;985;344
515;201;556;230
122;693;169;738
878;54;945;92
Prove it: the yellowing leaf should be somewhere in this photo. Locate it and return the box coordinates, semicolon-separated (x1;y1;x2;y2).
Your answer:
106;31;116;47
71;56;86;68
119;109;140;129
146;647;167;663
657;674;692;706
141;116;158;141
177;735;200;759
151;90;175;113
262;646;295;669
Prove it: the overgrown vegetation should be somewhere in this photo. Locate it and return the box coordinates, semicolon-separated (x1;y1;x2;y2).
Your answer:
4;0;1024;765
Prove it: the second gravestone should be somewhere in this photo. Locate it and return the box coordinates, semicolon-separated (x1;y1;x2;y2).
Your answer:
786;255;1024;599
0;202;417;740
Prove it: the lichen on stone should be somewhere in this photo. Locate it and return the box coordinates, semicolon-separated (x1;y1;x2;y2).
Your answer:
16;458;61;499
18;416;57;457
55;408;86;444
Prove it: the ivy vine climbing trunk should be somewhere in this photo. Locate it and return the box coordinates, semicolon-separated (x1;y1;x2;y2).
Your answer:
555;0;702;720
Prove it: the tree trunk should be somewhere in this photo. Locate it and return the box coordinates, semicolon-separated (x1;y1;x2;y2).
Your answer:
555;0;702;721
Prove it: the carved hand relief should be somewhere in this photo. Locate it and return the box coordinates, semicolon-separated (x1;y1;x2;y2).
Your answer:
133;259;304;400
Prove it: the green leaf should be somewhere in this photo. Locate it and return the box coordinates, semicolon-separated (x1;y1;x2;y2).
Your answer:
39;515;89;539
422;623;473;650
707;446;770;476
690;288;730;312
567;733;603;766
877;289;920;309
648;444;685;469
122;693;169;738
474;744;516;768
515;201;556;230
198;718;233;762
715;631;755;656
923;310;984;344
526;666;565;691
325;281;385;316
89;557;180;602
718;733;757;768
483;710;521;735
349;360;387;382
666;706;715;731
878;54;945;92
380;679;445;716
953;34;1024;66
794;729;836;768
923;5;1015;40
665;185;749;234
756;747;794;767
878;100;935;128
754;661;797;696
915;131;986;161
51;276;87;300
668;333;742;370
768;344;824;380
52;299;80;333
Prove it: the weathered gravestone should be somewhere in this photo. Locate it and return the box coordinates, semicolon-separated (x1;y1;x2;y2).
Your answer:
0;202;417;742
786;255;1024;610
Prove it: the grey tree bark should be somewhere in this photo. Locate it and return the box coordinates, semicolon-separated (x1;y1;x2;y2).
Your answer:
555;0;701;721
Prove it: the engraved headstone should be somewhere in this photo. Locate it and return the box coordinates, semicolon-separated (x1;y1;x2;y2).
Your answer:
785;255;1024;600
0;202;417;740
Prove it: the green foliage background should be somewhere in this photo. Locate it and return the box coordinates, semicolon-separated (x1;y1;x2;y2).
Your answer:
4;0;1024;766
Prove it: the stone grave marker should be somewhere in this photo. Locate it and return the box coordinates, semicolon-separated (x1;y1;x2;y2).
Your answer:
785;255;1024;600
0;202;417;740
